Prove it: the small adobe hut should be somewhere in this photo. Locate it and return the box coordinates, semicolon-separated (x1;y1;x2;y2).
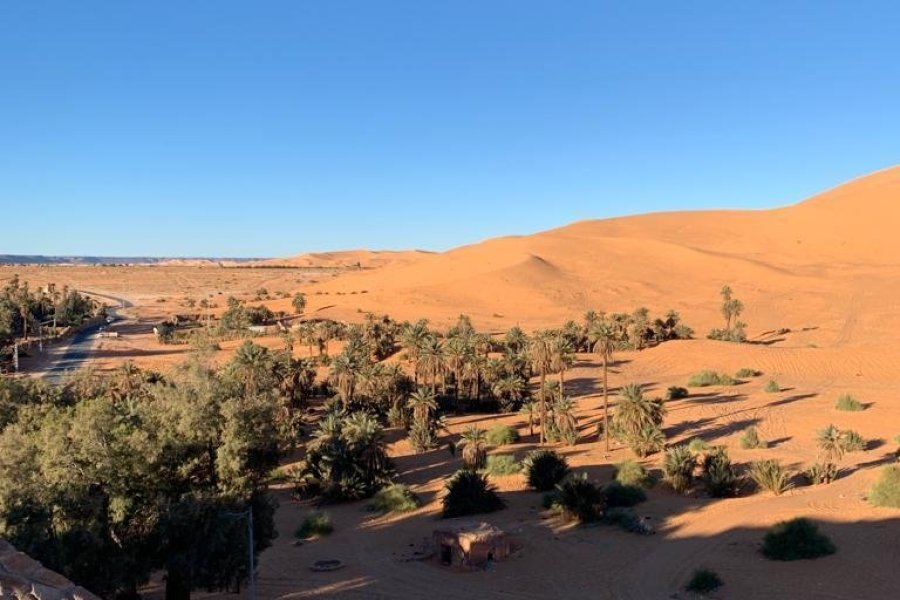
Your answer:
433;522;513;568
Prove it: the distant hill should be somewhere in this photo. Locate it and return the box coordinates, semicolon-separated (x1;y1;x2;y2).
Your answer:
0;255;267;266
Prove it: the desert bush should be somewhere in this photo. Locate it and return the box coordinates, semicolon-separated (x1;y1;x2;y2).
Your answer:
806;462;838;486
663;445;696;493
702;447;738;498
614;459;653;488
685;568;723;594
555;473;605;523
839;429;866;453
368;484;420;514
687;370;735;387
666;386;689;400
442;470;506;518
707;326;747;343
627;425;666;458
523;450;570;492
483;454;521;476
605;507;654;534
687;437;711;454
603;481;647;508
739;425;767;449
295;512;333;538
748;460;791;495
835;394;864;411
408;421;440;452
764;379;780;393
735;367;761;378
761;518;836;561
486;423;520;446
869;465;900;508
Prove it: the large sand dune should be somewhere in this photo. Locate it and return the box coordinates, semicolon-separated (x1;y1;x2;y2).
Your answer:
304;167;900;349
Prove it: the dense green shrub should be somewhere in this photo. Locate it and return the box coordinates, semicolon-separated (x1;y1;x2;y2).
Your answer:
739;425;767;449
764;380;780;393
368;484;420;514
295;512;333;538
666;386;689;400
687;370;735;387
806;462;837;486
523;450;570;492
735;367;761;378
663;445;696;492
702;447;738;498
614;459;653;488
555;473;605;523
748;460;791;495
685;568;723;594
442;470;506;518
835;394;864;411
603;481;647;508
483;454;521;476
761;518;836;561
869;465;900;508
486;423;520;446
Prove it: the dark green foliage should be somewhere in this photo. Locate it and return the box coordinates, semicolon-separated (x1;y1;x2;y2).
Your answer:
295;512;333;538
555;473;605;522
686;568;723;594
614;459;652;488
663;445;696;493
368;484;420;513
441;470;506;518
762;518;836;561
739;425;767;449
748;460;792;495
687;370;735;387
702;447;738;497
603;481;647;508
666;386;689;400
486;423;520;446
610;383;667;457
295;411;395;503
869;465;900;508
523;450;570;492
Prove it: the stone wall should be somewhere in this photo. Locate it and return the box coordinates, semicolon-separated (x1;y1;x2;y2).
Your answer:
0;540;99;600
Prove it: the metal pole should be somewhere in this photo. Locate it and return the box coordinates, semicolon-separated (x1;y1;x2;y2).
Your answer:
248;508;256;600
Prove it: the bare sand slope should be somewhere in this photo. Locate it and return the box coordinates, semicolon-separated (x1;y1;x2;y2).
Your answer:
304;167;900;347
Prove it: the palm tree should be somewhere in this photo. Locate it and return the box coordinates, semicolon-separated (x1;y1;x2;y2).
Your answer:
816;424;844;483
458;425;488;469
553;396;578;445
329;352;357;407
292;292;307;315
407;387;438;425
492;373;525;411
529;331;554;444
400;319;430;384
519;399;538;437
613;383;666;440
417;335;443;394
588;317;617;452
550;333;574;403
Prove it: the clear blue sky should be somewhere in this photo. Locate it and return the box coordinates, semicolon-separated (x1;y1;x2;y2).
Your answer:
2;2;898;257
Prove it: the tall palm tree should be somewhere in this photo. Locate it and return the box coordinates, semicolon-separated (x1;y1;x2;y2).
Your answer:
443;335;473;411
529;331;554;444
417;335;443;394
400;319;430;384
458;425;488;469
553;396;578;445
492;373;525;411
329;352;357;407
588;318;617;452
519;399;538;437
550;333;575;403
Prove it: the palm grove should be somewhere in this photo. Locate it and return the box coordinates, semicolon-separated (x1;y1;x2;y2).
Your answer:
0;282;693;598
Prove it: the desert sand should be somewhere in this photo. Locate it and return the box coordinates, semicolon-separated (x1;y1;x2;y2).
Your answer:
6;167;900;599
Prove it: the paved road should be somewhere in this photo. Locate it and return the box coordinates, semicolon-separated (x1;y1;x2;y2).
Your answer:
42;290;133;384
